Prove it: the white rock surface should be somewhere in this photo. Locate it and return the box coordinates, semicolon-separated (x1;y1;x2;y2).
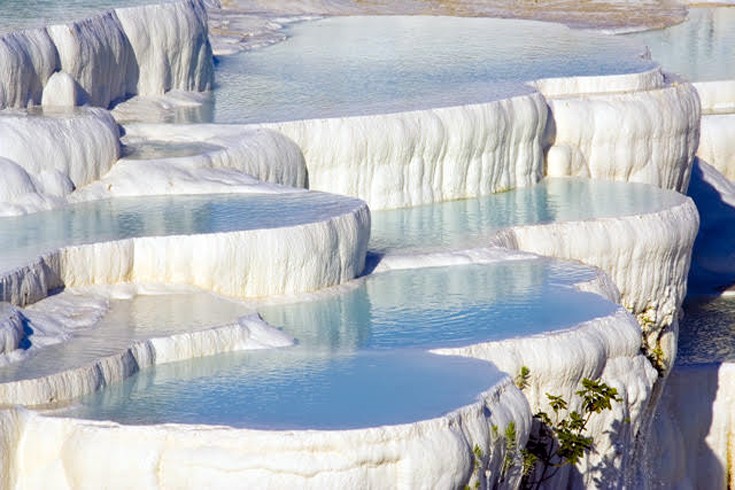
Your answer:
264;92;548;210
0;28;58;108
73;123;308;198
0;304;24;356
0;108;120;215
697;113;735;181
544;81;700;193
532;68;666;98
0;314;292;407
650;362;735;489
0;201;370;306
436;308;658;488
492;196;699;365
0;377;530;489
115;0;214;96
0;0;213;110
41;72;82;108
694;80;735;114
47;11;135;108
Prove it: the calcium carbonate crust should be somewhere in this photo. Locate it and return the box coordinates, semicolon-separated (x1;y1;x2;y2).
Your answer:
544;80;700;193
0;376;530;490
0;201;370;306
0;314;293;407
0;0;213;110
261;92;548;210
435;308;658;488
0;108;120;215
650;362;735;489
491;197;699;368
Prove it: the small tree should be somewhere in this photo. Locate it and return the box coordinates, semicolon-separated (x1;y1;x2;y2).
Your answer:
518;372;622;489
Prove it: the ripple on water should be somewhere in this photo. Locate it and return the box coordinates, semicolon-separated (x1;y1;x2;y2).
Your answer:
212;16;655;123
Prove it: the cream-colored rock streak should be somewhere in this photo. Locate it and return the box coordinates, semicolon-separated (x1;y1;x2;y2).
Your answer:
0;378;530;489
544;81;700;193
265;92;548;210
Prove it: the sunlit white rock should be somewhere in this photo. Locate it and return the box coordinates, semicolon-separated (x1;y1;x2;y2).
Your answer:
694;80;735;114
264;92;547;210
436;308;657;488
650;363;735;489
0;304;24;356
0;28;58;108
0;200;370;306
697;113;735;180
41;71;82;107
492;195;699;365
74;123;308;198
0;314;292;407
543;81;700;193
0;377;530;489
0;108;120;215
532;68;665;97
0;0;213;110
114;0;214;96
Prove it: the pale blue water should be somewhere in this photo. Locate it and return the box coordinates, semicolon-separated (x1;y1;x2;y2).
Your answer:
66;349;503;429
0;292;252;383
212;16;655;123
678;297;735;365
370;178;687;253
624;7;735;81
0;191;362;277
0;0;164;33
65;261;619;428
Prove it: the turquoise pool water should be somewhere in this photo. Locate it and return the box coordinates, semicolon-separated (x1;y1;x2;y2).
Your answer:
0;191;362;276
0;291;252;383
63;260;618;429
370;178;686;253
678;296;735;365
624;7;735;81
211;16;655;123
0;0;158;33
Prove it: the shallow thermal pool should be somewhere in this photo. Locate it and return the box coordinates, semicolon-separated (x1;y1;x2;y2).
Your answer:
0;0;159;33
370;178;687;253
211;15;655;123
624;7;735;82
0;290;252;384
678;296;735;365
61;260;619;429
0;191;361;276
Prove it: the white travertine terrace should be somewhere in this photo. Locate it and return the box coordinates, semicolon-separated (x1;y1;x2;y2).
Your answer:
0;377;529;490
0;109;120;215
0;199;370;306
0;313;293;407
265;93;548;210
651;363;735;489
541;71;700;193
0;304;24;356
0;0;213;110
77;123;308;198
0;1;714;488
492;197;700;366
436;308;657;488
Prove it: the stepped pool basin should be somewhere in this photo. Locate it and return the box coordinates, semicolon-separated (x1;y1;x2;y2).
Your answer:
0;0;156;33
0;191;359;275
0;289;253;386
57;260;619;429
370;178;687;253
625;7;735;82
210;15;655;123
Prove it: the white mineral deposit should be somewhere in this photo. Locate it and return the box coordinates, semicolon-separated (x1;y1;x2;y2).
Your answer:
0;0;732;488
